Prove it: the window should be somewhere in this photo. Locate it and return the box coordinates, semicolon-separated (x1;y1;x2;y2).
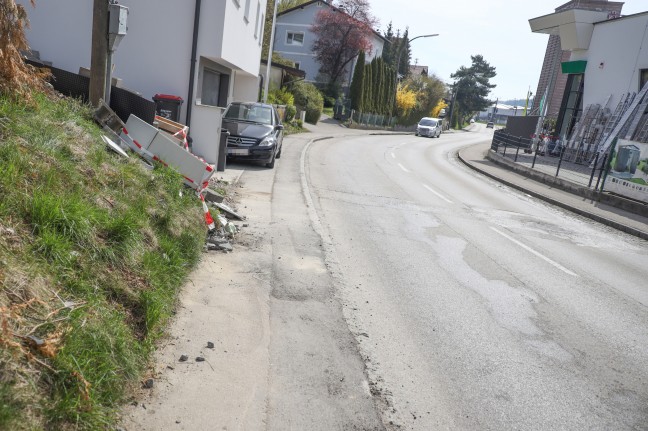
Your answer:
244;0;251;22
200;66;230;107
555;73;584;140
640;69;648;91
286;31;304;46
254;2;260;38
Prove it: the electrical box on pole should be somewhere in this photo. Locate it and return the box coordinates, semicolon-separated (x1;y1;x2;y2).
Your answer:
108;3;128;51
105;2;128;103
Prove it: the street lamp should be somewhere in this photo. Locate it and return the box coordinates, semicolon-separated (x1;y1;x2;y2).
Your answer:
390;33;439;121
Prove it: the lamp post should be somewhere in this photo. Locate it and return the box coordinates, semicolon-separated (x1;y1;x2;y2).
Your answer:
390;33;439;122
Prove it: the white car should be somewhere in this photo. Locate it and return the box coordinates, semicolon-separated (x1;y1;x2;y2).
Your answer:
415;117;442;138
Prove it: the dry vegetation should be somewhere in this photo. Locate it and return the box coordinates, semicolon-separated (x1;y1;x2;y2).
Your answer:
0;0;50;102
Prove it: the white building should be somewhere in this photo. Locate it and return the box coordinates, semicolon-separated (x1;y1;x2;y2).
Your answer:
529;8;648;141
19;0;267;163
479;103;527;123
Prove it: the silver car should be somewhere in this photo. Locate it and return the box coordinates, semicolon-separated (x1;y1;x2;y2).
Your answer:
415;117;442;138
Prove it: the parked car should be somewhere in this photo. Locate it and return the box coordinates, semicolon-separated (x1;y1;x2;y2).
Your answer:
221;102;284;168
486;122;494;128
415;117;442;138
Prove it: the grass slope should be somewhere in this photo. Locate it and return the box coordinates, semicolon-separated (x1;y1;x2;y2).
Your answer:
0;93;206;430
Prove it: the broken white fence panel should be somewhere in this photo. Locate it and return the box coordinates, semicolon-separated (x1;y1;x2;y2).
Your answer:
122;114;214;191
125;115;158;150
101;134;129;158
147;131;214;190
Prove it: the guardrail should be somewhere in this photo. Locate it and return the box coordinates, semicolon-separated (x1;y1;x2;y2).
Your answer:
491;129;533;162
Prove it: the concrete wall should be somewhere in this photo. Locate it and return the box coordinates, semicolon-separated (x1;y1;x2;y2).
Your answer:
582;12;648;108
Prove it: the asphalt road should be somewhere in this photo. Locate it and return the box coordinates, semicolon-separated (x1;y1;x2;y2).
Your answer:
121;123;648;431
304;124;648;430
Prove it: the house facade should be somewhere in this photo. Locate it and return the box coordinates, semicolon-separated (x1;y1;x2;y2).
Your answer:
273;0;386;89
19;0;267;164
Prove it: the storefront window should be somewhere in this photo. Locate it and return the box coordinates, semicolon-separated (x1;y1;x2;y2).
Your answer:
640;69;648;91
555;73;584;142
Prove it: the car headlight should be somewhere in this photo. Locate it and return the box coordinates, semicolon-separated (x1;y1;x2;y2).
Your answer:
259;136;276;147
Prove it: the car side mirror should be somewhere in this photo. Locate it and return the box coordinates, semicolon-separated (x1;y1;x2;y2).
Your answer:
276;124;284;130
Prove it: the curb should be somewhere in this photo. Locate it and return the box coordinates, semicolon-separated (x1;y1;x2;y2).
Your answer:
457;148;648;242
487;150;648;217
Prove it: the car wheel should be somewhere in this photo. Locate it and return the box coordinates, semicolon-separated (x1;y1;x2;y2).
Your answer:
266;154;276;169
415;132;419;136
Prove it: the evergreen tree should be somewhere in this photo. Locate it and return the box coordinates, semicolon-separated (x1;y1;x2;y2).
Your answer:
450;55;497;127
349;51;365;111
399;28;412;79
261;0;275;60
376;58;385;114
370;58;378;113
363;62;373;113
382;21;395;67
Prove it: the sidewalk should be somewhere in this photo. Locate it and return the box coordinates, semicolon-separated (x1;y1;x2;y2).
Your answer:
458;143;648;241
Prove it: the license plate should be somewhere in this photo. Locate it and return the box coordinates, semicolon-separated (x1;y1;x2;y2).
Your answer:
228;148;249;156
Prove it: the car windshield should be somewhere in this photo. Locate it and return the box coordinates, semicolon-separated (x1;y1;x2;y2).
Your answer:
419;119;437;126
224;104;273;125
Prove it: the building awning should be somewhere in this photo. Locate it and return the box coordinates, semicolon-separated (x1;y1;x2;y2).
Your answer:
561;60;587;74
529;9;608;50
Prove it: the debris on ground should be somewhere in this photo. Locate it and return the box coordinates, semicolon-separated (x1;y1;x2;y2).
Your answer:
210;202;245;220
203;187;225;203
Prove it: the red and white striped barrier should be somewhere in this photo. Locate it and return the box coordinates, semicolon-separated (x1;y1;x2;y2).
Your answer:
200;194;216;231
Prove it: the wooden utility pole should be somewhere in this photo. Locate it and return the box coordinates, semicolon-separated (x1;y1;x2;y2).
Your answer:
89;0;108;106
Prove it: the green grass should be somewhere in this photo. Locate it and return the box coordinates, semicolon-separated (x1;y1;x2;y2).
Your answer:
0;92;206;429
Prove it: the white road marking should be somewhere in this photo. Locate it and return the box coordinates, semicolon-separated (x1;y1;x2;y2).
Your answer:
398;163;410;173
490;227;578;277
423;184;453;203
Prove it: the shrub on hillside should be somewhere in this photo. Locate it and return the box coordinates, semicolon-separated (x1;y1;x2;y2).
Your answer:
267;87;296;121
289;81;324;125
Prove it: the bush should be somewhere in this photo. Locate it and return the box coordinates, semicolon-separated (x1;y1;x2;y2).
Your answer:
290;81;324;125
323;96;336;108
267;87;294;106
285;104;297;121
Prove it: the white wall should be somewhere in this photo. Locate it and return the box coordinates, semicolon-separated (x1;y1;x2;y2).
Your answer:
20;0;267;164
219;0;266;76
582;13;648;109
20;0;94;73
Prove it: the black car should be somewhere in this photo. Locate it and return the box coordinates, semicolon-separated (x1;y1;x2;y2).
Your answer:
221;102;284;168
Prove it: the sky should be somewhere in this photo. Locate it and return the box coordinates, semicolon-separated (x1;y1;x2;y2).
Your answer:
368;0;648;101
